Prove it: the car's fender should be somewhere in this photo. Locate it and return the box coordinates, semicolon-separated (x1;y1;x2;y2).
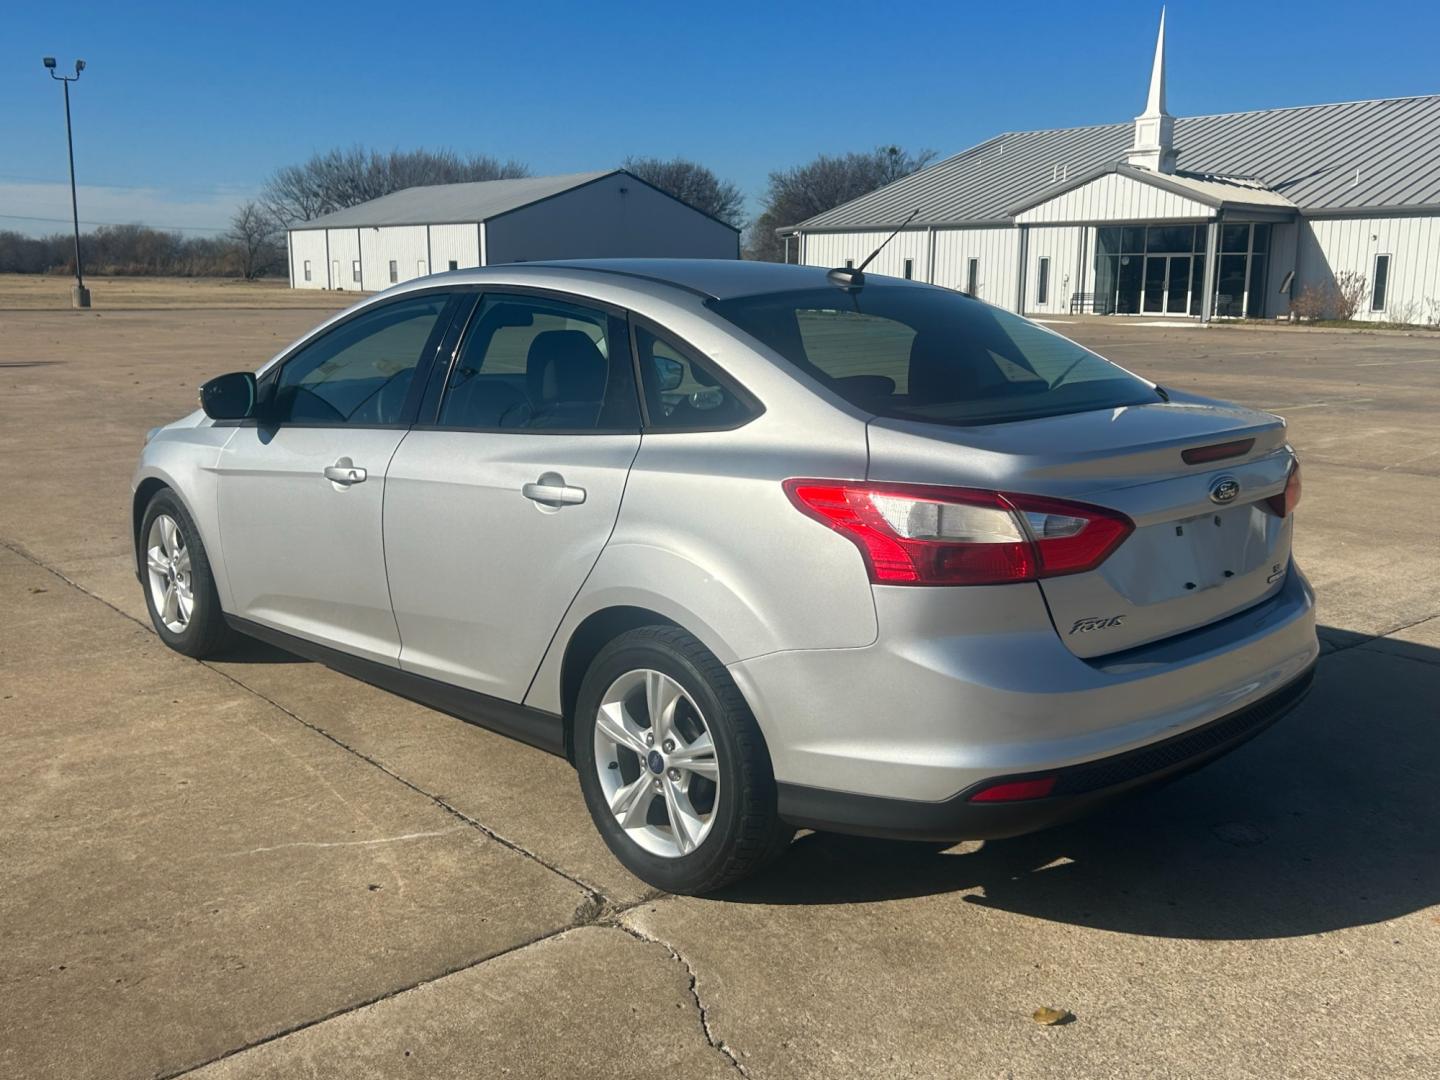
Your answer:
131;423;235;608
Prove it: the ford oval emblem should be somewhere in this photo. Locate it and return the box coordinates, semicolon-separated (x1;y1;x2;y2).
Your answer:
1209;475;1240;504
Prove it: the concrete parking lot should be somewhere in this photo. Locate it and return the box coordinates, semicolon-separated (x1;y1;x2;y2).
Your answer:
2;278;1438;1079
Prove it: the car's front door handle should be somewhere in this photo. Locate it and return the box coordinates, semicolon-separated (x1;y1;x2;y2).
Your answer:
522;473;586;507
323;461;367;485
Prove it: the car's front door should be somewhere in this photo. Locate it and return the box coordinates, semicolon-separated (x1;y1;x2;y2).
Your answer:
382;291;642;700
214;291;464;663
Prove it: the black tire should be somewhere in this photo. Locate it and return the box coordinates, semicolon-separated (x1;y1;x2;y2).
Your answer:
574;626;793;895
139;489;237;658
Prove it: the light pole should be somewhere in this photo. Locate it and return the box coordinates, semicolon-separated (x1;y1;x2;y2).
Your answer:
43;56;89;309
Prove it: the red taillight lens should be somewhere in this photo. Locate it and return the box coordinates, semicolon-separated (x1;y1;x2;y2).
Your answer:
1266;460;1302;517
968;776;1057;802
1182;438;1256;465
783;480;1133;586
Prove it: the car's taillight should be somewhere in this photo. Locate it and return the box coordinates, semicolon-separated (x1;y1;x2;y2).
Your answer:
1266;459;1302;517
783;480;1133;586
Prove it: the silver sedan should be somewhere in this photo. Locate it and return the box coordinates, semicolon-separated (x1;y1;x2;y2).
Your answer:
132;260;1316;894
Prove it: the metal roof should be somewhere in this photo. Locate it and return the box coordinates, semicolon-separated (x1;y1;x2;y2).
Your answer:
291;170;617;230
791;94;1440;231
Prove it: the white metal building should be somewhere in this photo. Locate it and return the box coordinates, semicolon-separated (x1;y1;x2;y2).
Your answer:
287;169;739;291
782;14;1440;323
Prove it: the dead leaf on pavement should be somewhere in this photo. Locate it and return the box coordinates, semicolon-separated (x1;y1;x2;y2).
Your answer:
1032;1006;1074;1026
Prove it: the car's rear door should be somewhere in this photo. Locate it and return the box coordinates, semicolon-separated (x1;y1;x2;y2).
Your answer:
214;290;465;663
382;289;642;700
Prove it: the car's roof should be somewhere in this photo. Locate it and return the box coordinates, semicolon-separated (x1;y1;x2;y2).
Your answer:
453;259;857;301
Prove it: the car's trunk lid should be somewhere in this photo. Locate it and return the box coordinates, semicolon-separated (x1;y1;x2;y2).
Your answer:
866;397;1295;658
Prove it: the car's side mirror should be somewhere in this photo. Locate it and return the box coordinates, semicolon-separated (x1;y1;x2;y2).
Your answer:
654;356;685;392
199;372;257;420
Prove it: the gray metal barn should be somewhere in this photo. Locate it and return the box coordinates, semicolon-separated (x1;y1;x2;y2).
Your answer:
782;13;1440;324
287;169;739;291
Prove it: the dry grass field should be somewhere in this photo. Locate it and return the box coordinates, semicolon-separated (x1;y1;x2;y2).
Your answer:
0;273;363;310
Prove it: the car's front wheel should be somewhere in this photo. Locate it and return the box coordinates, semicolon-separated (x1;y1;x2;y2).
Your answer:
574;626;792;894
140;489;235;658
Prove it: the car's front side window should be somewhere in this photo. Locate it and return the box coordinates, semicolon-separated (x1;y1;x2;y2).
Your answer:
270;294;452;426
436;294;638;431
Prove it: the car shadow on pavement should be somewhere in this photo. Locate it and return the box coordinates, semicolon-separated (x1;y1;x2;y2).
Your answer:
215;635;309;664
723;627;1440;940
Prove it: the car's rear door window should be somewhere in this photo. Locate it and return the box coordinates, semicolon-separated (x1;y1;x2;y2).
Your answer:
633;323;759;431
437;293;639;431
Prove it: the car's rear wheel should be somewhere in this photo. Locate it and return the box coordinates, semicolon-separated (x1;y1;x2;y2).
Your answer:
574;626;792;894
140;490;235;658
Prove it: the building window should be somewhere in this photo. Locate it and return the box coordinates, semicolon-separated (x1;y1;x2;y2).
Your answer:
1372;254;1391;312
902;258;914;280
352;260;361;283
1036;257;1051;305
302;260;311;282
448;259;458;271
388;260;398;284
966;258;979;297
418;260;427;277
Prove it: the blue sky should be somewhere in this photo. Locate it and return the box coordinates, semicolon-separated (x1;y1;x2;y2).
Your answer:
4;0;1438;236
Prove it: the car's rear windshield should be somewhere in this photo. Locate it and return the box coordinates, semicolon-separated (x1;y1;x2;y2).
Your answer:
707;285;1160;426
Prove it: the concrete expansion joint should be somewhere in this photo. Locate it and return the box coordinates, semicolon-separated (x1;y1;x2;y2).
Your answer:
609;918;751;1077
0;537;614;905
1325;610;1440;663
196;655;613;894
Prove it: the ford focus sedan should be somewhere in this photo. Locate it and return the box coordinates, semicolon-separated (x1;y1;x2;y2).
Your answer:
132;259;1317;894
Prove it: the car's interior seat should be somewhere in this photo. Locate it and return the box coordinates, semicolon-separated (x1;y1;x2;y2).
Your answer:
525;330;608;429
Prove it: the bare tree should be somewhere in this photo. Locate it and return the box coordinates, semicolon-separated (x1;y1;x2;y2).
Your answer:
261;147;530;228
747;145;937;261
226;200;281;280
621;156;746;227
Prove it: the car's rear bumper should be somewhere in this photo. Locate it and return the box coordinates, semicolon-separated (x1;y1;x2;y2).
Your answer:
730;559;1318;821
774;662;1315;840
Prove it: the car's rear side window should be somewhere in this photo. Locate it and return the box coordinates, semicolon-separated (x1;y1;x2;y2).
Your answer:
633;324;758;431
437;294;638;432
708;286;1159;426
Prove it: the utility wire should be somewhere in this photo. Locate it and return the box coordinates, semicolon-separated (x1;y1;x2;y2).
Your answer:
0;212;229;234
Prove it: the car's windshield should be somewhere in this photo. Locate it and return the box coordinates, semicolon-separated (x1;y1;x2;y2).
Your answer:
708;285;1160;426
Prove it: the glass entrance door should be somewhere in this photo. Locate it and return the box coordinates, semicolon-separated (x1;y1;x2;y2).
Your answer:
1142;254;1192;315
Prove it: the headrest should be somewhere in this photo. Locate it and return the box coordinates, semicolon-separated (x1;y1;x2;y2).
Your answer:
907;333;976;403
526;330;607;403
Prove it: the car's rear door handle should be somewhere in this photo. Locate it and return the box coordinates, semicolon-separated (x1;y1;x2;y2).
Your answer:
522;472;586;507
324;461;367;485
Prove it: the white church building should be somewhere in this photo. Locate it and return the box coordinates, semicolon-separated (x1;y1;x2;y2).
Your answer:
781;13;1440;323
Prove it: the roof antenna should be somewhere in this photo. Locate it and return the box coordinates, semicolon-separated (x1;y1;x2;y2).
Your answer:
827;207;921;290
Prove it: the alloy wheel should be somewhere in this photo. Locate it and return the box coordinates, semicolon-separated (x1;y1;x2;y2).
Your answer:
593;669;720;858
145;514;194;634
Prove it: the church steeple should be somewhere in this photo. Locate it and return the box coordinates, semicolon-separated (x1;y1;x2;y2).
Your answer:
1126;9;1177;173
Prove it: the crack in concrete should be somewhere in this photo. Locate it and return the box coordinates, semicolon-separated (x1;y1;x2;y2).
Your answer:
219;826;468;857
610;918;751;1078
